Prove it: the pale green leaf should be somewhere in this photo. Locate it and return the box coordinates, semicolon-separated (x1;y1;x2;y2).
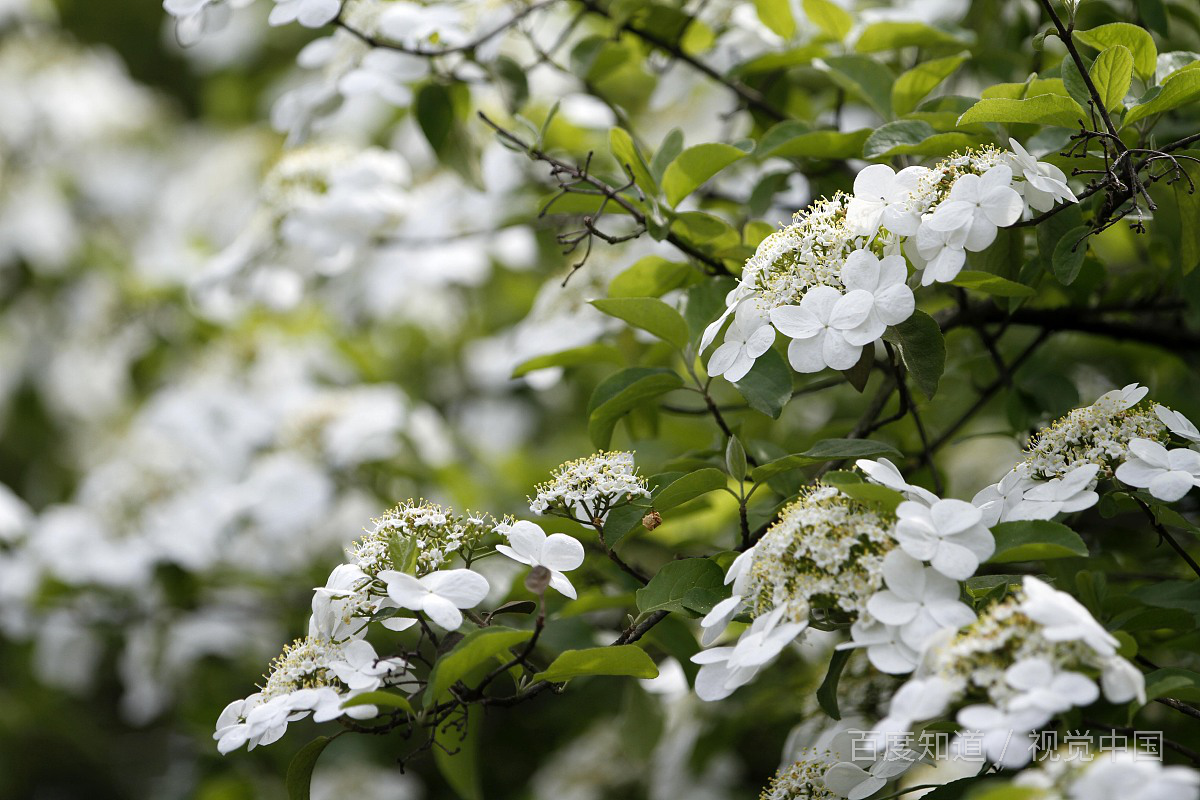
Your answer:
661;143;749;206
957;93;1087;128
591;297;691;349
533;645;659;682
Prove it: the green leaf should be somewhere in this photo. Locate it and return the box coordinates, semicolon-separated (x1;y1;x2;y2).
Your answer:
587;368;685;448
863;119;979;159
836;482;906;514
653;468;729;511
287;736;333;800
636;558;724;615
1052;227;1090;285
534;645;659;682
1089;46;1134;111
855;21;967;53
650;128;684;183
817;649;851;720
609;256;692;298
340;691;414;715
957;93;1087;128
1075;22;1157;80
989;520;1089;563
661;143;749;207
886;310;946;399
754;0;795;39
434;705;482;800
1176;153;1200;274
1124;69;1200;126
758;125;872;160
751;439;902;482
1145;668;1200;702
591;297;691;349
802;0;852;40
726;436;747;481
424;627;533;705
609;127;659;198
892;54;967;116
950;270;1036;297
511;343;624;378
1061;54;1092;110
816;56;894;118
732;346;792;418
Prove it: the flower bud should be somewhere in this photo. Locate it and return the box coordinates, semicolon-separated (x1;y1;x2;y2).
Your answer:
525;565;552;595
642;511;662;531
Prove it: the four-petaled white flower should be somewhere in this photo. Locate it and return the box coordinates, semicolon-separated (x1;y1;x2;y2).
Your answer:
842;617;920;675
377;568;490;630
1155;404;1200;446
1003;657;1098;724
953;703;1043;768
329;639;408;692
972;465;1037;526
857;458;939;505
707;300;775;382
895;499;995;580
692;606;805;701
846;164;928;237
269;0;341;28
1098;382;1149;410
866;550;976;650
770;286;870;373
868;677;955;749
494;520;585;599
1006;138;1077;213
1019;576;1118;657
908;222;968;285
926;165;1024;251
1007;463;1100;520
837;251;915;346
1116;438;1200;502
164;0;252;45
823;729;921;800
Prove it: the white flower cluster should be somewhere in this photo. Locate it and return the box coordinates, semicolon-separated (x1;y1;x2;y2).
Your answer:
704;141;1076;377
868;576;1145;770
694;484;899;701
529;451;651;522
350;500;493;577
762;732;918;800
1014;748;1200;800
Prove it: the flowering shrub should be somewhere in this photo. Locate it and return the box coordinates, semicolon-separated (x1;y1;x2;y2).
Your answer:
2;0;1200;798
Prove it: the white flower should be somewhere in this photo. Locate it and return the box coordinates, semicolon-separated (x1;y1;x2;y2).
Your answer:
692;606;805;701
1007;463;1100;520
823;730;919;800
908;222;968;285
972;465;1037;526
1006;138;1077;213
700;284;752;351
926;165;1024;251
1004;657;1099;724
309;563;372;641
954;704;1040;768
837;251;915;346
494;520;585;599
707;299;775;382
1019;576;1118;656
214;693;261;754
164;0;251;45
269;0;341;27
894;499;995;580
328;639;407;692
699;548;756;645
338;49;429;107
846;164;928;237
1101;656;1147;705
1116;438;1200;502
857;458;939;505
1067;750;1200;800
866;550;975;651
1098;382;1149;411
769;286;869;373
377;568;490;630
870;677;955;744
1155;404;1200;445
842;617;920;675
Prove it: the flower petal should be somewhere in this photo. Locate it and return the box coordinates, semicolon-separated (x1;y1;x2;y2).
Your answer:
422;569;489;608
540;533;585;572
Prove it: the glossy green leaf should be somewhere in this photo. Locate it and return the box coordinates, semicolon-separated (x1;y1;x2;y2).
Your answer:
1176;152;1200;274
816;56;894;118
957;93;1087;129
650;128;685;183
1089;46;1134;111
988;520;1089;563
1052;227;1090;285
817;649;851;720
754;0;795;39
340;690;414;715
886;310;946;399
892;54;967;116
425;627;533;705
759;126;872;160
855;21;967;53
533;645;659;682
732;346;792;418
1145;667;1200;702
863;120;978;159
635;558;724;615
751;439;902;481
653;468;728;512
661;143;749;206
609;256;692;298
287;737;333;800
950;270;1036;297
609;127;658;198
1075;22;1157;80
587;368;685;448
591;297;691;349
802;0;852;40
512;344;624;378
1124;70;1200;126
